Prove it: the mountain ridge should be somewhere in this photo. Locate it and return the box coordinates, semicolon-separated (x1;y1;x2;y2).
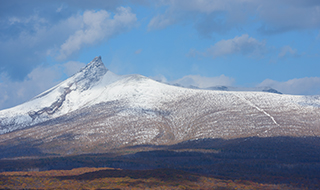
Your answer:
0;57;320;157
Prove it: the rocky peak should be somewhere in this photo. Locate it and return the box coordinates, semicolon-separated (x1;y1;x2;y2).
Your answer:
72;56;108;91
79;56;107;74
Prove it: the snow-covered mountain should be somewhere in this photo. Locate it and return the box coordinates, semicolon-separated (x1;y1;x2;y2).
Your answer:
0;56;191;134
0;57;320;156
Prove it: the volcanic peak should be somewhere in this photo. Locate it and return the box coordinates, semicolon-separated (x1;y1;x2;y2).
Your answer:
71;56;108;90
79;56;107;74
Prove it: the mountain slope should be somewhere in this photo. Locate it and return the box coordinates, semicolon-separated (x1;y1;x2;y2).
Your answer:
0;56;121;134
0;57;320;157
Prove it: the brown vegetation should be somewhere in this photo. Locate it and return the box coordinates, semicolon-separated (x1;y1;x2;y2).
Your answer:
0;137;320;189
0;167;294;190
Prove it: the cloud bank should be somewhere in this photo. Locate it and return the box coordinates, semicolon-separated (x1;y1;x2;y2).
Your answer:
0;5;137;81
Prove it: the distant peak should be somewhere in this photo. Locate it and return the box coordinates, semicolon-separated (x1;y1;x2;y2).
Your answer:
262;87;282;94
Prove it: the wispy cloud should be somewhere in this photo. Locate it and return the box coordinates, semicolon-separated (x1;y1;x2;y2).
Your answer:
189;34;266;58
56;3;67;13
173;75;235;88
153;74;235;88
278;45;299;58
148;10;178;31
258;77;320;95
207;34;266;57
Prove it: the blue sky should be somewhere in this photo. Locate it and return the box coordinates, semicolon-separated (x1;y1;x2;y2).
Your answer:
1;0;320;110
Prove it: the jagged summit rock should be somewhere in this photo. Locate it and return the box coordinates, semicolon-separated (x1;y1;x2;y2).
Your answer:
71;56;108;91
79;56;108;77
0;57;320;157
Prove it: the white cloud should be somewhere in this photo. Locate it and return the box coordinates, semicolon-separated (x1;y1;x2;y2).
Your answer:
170;75;234;88
258;77;320;95
151;73;234;88
8;17;22;25
204;34;266;58
57;7;137;60
1;11;83;80
148;10;177;30
278;45;298;57
8;15;47;25
151;74;168;83
0;6;137;80
173;75;234;88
